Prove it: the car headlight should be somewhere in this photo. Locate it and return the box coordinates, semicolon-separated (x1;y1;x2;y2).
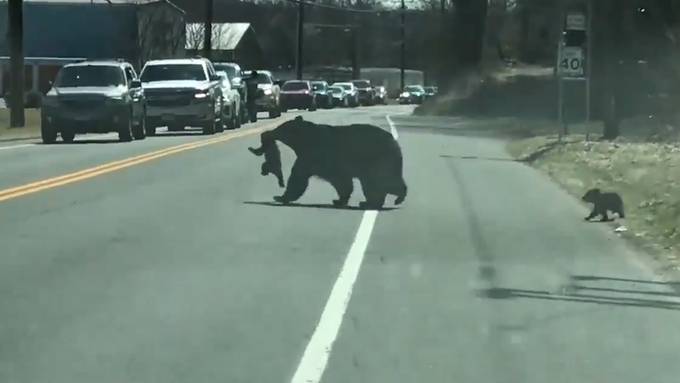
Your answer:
194;92;209;99
401;92;410;97
263;88;273;95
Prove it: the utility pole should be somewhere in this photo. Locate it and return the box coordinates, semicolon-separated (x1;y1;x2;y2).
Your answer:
400;0;405;90
203;0;213;59
8;0;25;128
351;26;359;79
296;1;305;80
439;0;446;89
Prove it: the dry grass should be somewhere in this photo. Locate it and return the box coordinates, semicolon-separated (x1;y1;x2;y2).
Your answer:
0;109;42;141
509;135;680;274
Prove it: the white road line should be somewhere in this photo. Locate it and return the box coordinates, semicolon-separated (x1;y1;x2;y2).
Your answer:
290;210;379;383
385;114;399;139
0;144;34;151
291;114;400;383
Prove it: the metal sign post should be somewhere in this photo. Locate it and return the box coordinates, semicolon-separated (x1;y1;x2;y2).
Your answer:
585;0;593;141
557;7;590;139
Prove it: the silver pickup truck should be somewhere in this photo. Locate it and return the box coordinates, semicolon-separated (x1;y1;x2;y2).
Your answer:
140;58;223;135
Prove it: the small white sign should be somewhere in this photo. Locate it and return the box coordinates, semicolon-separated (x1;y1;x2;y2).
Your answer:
558;46;585;77
566;13;586;31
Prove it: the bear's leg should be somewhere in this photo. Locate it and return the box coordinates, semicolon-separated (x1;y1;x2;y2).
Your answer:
329;176;353;207
359;177;386;209
275;160;310;204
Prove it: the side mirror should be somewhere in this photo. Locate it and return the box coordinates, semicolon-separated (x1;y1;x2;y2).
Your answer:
210;75;221;82
130;79;141;88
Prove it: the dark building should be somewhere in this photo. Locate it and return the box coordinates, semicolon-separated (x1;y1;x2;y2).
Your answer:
185;23;265;69
0;0;186;97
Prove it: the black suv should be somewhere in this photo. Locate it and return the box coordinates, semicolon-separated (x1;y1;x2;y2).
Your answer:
351;79;374;106
41;60;146;143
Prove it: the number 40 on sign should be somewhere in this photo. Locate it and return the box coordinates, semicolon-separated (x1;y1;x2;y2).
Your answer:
559;47;585;78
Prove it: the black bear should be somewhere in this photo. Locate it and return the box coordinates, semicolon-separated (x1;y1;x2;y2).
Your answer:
248;139;285;187
582;188;625;221
248;116;407;209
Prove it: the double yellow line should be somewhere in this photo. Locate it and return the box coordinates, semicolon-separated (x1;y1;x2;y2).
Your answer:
0;125;273;203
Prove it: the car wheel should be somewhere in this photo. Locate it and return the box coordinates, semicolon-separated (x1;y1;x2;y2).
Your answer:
241;105;249;124
145;118;156;136
203;119;216;135
223;112;233;131
216;110;226;133
40;114;57;144
61;129;75;143
132;110;146;140
118;113;133;142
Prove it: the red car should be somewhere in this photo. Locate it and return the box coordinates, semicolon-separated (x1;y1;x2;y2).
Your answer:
280;80;317;112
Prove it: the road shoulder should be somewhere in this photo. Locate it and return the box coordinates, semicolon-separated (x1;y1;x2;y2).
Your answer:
508;134;680;280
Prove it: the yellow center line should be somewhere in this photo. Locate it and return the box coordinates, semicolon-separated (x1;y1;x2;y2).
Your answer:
0;123;275;203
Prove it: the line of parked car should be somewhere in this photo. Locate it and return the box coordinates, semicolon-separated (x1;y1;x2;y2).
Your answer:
39;55;435;144
277;79;388;112
397;85;438;105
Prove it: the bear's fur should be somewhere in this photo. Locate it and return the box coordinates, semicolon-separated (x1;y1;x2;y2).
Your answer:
249;116;407;209
248;141;284;187
582;188;625;221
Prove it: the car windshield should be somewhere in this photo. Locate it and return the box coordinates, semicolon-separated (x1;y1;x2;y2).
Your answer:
405;85;424;92
282;81;309;91
213;64;239;79
336;84;352;90
352;80;370;88
328;87;342;94
140;64;207;82
311;82;326;91
55;65;124;87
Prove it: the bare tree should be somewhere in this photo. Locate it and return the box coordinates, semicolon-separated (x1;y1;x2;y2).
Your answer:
137;3;187;68
186;23;206;51
186;23;226;53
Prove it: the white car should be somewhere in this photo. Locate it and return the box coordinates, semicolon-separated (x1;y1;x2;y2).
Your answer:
332;82;359;107
140;58;223;135
216;70;241;129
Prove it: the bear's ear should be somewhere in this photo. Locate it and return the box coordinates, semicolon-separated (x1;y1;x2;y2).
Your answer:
295;115;304;121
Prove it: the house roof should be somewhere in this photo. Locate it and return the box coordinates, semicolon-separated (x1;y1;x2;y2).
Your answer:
186;23;253;51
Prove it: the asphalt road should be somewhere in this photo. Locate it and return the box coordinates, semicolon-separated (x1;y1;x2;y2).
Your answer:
1;105;679;383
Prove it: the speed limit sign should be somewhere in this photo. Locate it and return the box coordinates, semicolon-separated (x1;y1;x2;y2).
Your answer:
558;46;585;77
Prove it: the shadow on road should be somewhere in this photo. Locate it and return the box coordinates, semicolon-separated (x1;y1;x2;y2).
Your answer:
440;154;519;163
151;128;205;137
56;139;121;145
478;275;680;311
243;201;397;211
